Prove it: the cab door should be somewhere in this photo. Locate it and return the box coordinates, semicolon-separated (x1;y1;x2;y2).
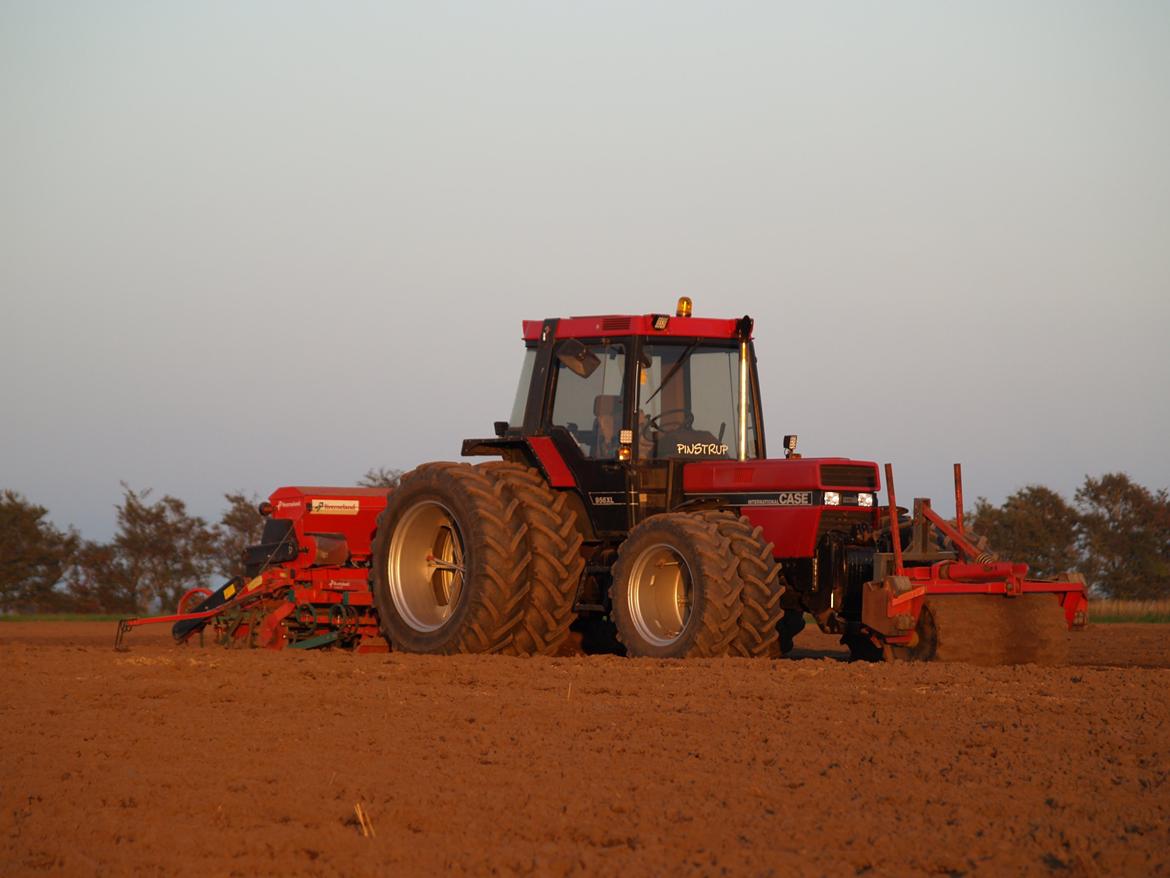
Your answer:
544;339;632;537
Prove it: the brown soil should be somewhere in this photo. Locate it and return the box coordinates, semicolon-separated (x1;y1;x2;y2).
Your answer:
2;622;1167;877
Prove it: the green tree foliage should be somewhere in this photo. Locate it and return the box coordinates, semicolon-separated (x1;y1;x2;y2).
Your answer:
1075;473;1170;600
96;485;218;613
0;491;78;613
66;540;139;614
359;467;404;489
214;492;265;578
969;486;1080;579
970;473;1170;599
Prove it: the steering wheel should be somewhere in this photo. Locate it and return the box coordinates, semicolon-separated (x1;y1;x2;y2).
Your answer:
643;408;694;435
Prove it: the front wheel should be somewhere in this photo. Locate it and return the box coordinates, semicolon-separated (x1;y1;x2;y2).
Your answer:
610;514;741;658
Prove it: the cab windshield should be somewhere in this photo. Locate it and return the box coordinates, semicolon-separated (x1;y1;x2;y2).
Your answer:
638;342;757;460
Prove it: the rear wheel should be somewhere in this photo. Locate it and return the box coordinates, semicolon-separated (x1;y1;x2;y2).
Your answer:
478;462;586;656
611;513;741;658
698;511;784;658
371;463;529;653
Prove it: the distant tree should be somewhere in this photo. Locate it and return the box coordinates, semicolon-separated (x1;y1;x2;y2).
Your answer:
968;486;1081;580
1075;473;1170;600
213;492;265;578
359;467;404;489
65;540;139;614
102;485;219;613
0;491;78;613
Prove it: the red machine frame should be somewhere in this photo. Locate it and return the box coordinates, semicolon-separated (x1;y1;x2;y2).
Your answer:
860;464;1088;646
115;486;390;652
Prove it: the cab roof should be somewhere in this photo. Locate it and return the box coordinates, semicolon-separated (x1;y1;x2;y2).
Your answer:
522;313;749;342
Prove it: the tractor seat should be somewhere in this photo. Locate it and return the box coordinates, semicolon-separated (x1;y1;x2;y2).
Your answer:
593;394;621;418
591;394;622;457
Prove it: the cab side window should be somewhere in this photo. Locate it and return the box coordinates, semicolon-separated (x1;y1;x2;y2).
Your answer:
550;343;626;459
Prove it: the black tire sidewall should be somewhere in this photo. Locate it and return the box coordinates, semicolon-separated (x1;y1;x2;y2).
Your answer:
611;516;725;659
371;469;491;652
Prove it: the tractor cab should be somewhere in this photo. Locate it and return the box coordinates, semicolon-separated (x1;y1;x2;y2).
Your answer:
464;298;765;537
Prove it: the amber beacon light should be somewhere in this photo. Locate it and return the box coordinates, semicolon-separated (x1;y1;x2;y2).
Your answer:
676;296;693;317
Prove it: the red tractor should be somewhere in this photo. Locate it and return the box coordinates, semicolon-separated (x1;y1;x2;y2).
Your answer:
370;298;1087;663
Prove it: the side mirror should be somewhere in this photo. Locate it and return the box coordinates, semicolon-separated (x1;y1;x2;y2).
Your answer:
556;339;600;379
783;434;800;460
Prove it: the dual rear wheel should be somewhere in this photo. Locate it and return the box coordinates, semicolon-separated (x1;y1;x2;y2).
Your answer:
371;463;529;653
371;462;584;655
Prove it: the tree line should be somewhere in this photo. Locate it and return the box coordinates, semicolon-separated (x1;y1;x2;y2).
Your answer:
967;473;1169;601
1;469;1166;614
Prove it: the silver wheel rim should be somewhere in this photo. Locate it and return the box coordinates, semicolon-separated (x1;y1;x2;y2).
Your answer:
387;500;466;632
627;542;692;646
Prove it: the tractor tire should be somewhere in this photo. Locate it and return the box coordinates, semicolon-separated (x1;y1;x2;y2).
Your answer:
610;513;742;659
370;462;529;653
477;461;586;656
697;511;784;658
885;594;1070;666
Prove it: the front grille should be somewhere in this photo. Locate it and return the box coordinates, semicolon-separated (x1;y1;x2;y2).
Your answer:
817;509;871;540
820;464;877;489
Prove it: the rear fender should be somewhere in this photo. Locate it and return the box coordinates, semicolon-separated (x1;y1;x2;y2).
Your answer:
461;436;577;488
461;436;594;540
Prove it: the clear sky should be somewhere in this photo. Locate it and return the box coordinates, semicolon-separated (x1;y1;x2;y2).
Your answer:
2;1;1168;540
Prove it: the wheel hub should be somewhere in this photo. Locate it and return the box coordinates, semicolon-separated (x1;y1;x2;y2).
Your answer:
627;543;693;647
387;501;466;631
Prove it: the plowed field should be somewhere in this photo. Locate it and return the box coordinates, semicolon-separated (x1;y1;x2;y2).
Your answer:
2;622;1167;877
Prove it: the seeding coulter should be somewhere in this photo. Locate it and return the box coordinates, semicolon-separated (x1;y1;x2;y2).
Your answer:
118;299;1087;664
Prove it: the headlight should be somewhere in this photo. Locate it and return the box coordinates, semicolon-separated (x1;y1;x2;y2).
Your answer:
857;493;874;507
824;491;841;506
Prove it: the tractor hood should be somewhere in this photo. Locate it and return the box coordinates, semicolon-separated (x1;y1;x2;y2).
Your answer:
683;458;881;496
683;458;882;558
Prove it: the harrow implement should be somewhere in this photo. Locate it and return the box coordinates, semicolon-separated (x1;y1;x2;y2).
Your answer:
859;464;1088;664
